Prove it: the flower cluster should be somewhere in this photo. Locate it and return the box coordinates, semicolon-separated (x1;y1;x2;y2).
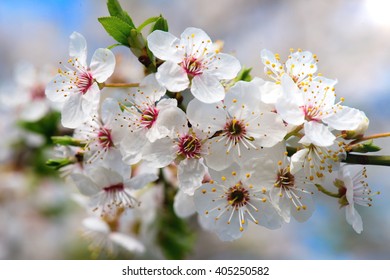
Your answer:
44;2;383;255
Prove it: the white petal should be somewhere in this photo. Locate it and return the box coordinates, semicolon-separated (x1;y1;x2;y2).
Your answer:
208;163;242;186
110;232;145;253
346;205;363;234
120;132;146;165
88;166;123;190
224;81;262;120
248;112;287;147
290;148;309;174
45;74;70;103
82;217;109;233
290;193;315;223
194;183;222;216
206;53;241;80
61;93;88;128
125;173;158;190
155;103;188;138
300;121;335;147
20;101;48;121
187;99;226;133
133;74;166;104
276;74;305;125
174;190;196;218
249;199;282;230
70;173;99;196
323;106;363;131
178;159;207;195
90;48;116;83
205;139;234;171
69;32;87;66
191;74;224;103
180;27;213;57
147;30;183;63
142;137;177;168
156;61;189;92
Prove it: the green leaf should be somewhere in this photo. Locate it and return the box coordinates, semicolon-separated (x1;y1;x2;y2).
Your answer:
351;140;381;153
151;16;169;32
234;67;253;82
107;0;135;28
46;158;76;170
98;16;132;46
137;16;160;32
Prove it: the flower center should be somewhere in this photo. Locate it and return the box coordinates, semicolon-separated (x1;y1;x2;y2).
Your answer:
178;134;202;159
182;56;203;77
141;106;159;128
227;183;250;208
76;71;94;94
103;183;124;193
275;168;295;189
97;127;114;148
224;119;247;144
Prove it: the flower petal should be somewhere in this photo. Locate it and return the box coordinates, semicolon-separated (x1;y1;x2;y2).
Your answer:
69;32;87;66
90;48;116;83
70;173;99;196
174;190;196;218
187;99;226;133
191;74;224;103
61;93;87;128
156;61;189;92
206;53;241;80
323;106;363;131
178;159;207;195
147;30;183;63
300;121;335;147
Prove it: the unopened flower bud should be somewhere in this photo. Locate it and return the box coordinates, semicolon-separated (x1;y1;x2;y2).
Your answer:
342;110;369;140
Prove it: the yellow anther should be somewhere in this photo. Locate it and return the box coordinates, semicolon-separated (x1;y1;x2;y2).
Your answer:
265;60;270;65
211;188;216;192
302;205;307;210
231;171;237;176
261;188;267;194
202;189;207;194
209;180;214;184
261;198;267;203
191;33;195;38
232;98;237;103
309;176;314;181
340;97;345;102
246;173;251;178
296;206;301;211
221;176;226;181
239;227;244;232
241;219;245;224
205;211;209;214
277;160;283;166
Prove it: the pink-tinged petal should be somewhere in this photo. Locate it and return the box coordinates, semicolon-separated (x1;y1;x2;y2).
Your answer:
69;32;87;67
323;106;362;131
90;48;116;83
187;99;226;134
156;61;189;92
191;74;224;103
206;53;241;80
61;93;87;128
300;121;335;147
178;158;207;195
276;74;305;125
147;30;183;63
45;74;70;103
174;190;196;218
70;173;99;196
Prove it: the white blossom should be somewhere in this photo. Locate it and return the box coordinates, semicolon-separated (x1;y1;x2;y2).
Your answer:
147;27;241;103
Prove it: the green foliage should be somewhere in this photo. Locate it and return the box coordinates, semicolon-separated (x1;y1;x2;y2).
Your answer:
51;135;86;147
107;0;135;28
156;171;196;259
98;16;132;46
234;67;253;82
151;16;169;32
17;111;61;146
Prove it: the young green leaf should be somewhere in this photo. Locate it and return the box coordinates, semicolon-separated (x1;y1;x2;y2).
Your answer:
107;0;135;28
151;16;169;32
98;16;132;46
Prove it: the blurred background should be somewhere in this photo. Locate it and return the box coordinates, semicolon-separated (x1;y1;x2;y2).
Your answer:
1;0;390;259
